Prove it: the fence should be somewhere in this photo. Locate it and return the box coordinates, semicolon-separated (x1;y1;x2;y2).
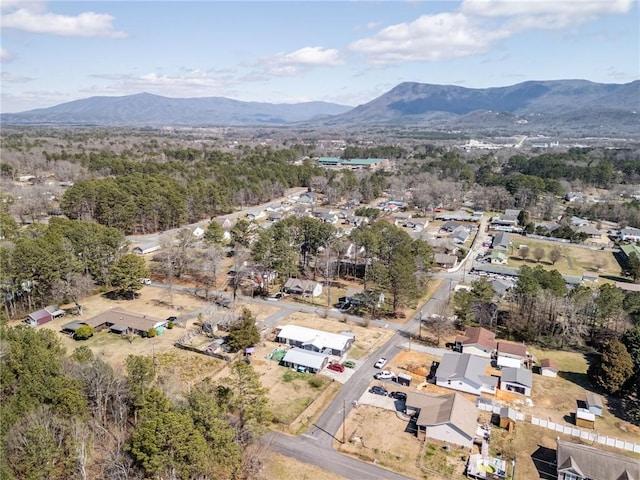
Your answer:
476;401;640;454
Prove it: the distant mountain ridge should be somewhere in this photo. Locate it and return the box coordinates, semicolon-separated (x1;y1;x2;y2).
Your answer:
2;79;638;135
0;92;352;126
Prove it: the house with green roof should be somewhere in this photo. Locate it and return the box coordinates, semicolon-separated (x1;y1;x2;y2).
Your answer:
316;157;389;170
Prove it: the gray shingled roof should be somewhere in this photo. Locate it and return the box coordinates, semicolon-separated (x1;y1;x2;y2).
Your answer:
437;353;498;388
281;347;327;370
501;367;532;388
406;392;477;439
556;439;640;480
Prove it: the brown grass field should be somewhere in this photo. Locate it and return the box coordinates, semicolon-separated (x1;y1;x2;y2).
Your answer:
505;237;620;278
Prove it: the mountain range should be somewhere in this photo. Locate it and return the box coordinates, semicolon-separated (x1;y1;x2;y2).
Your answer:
2;80;638;135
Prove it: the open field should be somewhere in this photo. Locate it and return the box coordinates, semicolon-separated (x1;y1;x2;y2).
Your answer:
504;236;620;277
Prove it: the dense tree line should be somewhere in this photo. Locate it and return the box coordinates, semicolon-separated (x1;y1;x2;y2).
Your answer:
0;326;270;479
0;218;154;318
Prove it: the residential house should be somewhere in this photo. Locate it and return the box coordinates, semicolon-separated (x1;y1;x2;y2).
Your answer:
570;216;590;227
619;226;640;242
132;243;161;255
499;367;532;396
440;221;460;233
556;439;639;480
245;209;265;221
452;226;470;244
491;209;520;228
25;305;66;327
489;251;508;265
435;353;498;396
585;392;604;417
576;224;602;238
434;253;458;268
275;324;354;356
492;232;510;251
63;307;167;336
282;278;323;297
405;392;477;449
454;327;497;358
496;341;527;369
490;278;512;298
280;347;328;374
539;359;559;377
297;191;318;205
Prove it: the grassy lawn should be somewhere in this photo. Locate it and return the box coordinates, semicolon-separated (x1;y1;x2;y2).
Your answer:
524;346;640;445
506;237;619;277
263;452;348;480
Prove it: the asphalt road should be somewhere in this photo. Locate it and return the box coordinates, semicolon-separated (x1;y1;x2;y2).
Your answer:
261;281;452;479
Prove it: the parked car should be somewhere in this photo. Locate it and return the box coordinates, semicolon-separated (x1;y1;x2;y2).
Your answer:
342;360;356;369
389;391;407;401
374;357;387;369
374;370;394;380
166;316;178;323
267;292;287;301
369;386;388;396
327;363;345;373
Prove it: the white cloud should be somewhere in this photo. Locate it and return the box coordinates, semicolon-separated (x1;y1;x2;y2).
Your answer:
350;0;633;64
463;0;634;32
262;46;343;76
0;47;11;62
1;72;34;83
1;5;126;37
350;12;507;64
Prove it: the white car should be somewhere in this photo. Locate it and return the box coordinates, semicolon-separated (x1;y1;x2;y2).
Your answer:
374;357;387;369
374;370;394;380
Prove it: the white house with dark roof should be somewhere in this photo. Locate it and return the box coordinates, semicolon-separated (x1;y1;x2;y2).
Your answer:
275;324;354;356
455;326;497;358
435;353;498;396
496;340;528;369
282;278;322;297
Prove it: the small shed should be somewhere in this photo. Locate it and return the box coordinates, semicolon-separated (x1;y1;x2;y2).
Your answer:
499;407;517;432
585;392;604;416
396;372;412;386
575;408;595;429
539;359;559;377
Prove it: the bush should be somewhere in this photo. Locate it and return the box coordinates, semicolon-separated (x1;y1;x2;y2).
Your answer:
307;376;324;389
167;321;174;329
148;328;157;338
74;325;94;341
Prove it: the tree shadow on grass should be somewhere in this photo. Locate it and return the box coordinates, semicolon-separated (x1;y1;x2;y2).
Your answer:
558;371;590;389
531;445;557;480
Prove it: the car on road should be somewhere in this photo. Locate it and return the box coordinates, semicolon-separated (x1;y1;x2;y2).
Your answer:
373;370;394;380
369;386;388;396
374;357;387;369
389;391;407;401
342;360;356;369
326;363;345;373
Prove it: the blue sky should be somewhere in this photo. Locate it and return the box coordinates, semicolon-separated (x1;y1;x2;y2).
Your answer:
1;0;638;113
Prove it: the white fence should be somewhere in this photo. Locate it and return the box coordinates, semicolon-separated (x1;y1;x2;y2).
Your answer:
476;401;640;454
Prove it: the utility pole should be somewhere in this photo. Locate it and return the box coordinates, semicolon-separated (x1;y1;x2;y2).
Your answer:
342;398;346;444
